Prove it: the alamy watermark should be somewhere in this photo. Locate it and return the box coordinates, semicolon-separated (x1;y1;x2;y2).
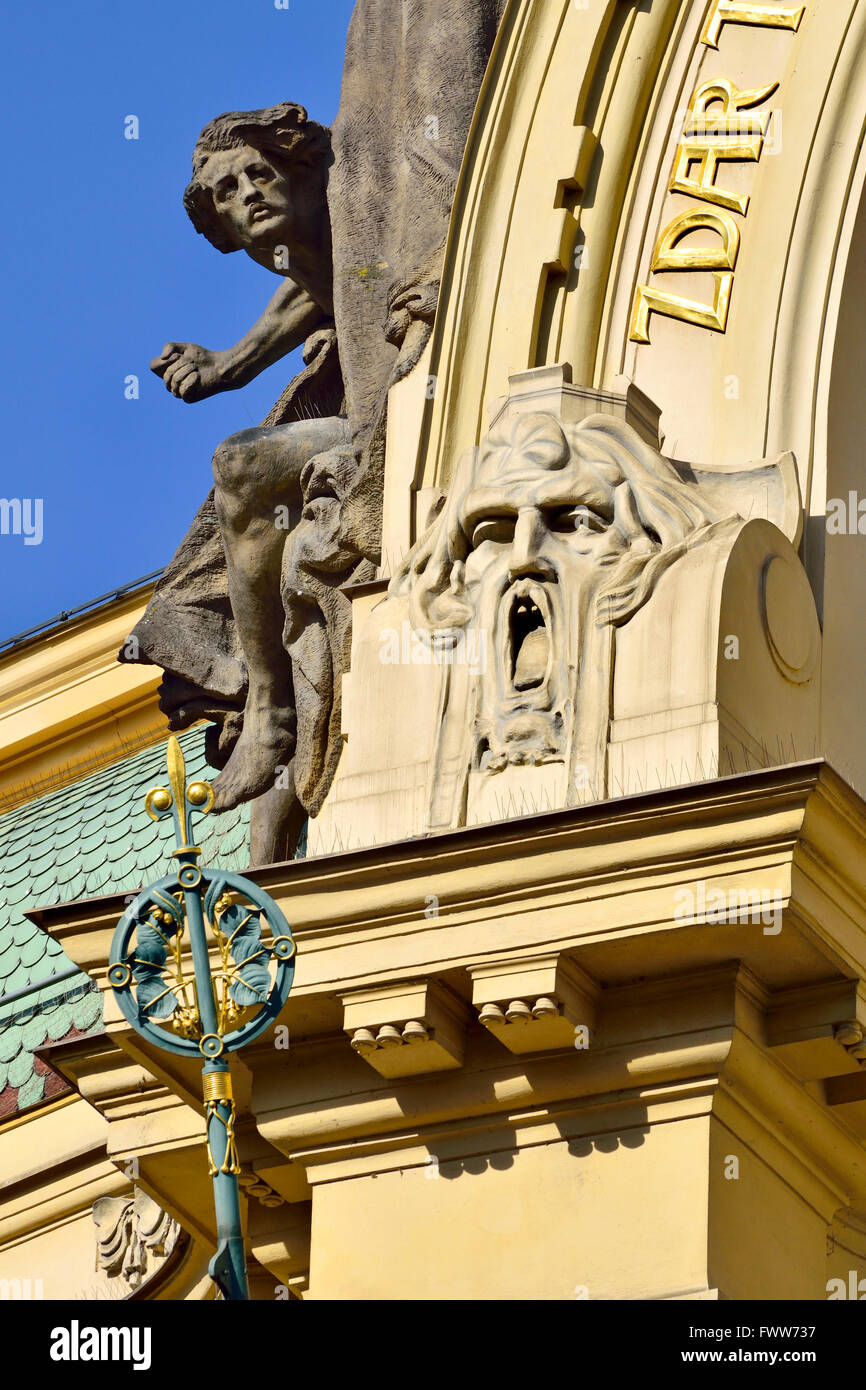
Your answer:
378;621;487;675
50;1321;151;1370
827;1271;866;1299
674;880;782;935
826;492;866;535
0;498;43;546
0;1276;43;1299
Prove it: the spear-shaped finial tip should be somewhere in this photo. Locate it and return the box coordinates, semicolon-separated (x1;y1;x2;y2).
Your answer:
144;735;213;840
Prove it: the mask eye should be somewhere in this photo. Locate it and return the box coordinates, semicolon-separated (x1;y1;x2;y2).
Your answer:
550;506;608;535
470;516;515;548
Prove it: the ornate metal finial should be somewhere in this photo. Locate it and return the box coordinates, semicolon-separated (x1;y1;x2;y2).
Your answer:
107;737;296;1301
143;733;215;851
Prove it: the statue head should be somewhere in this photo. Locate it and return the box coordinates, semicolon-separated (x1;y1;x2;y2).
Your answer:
183;102;332;262
397;411;721;780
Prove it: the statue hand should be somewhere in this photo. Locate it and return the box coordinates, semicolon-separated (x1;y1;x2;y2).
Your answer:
150;342;232;402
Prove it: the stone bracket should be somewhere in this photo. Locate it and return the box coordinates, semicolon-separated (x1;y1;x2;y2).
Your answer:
766;979;866;1080
341;980;468;1078
469;954;598;1054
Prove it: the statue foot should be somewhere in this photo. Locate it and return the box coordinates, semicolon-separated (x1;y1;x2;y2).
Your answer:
212;710;294;811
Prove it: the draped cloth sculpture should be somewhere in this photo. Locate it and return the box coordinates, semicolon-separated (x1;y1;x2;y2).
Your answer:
122;0;506;862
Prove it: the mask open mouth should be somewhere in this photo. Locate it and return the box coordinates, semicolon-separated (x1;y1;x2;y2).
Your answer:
510;592;550;691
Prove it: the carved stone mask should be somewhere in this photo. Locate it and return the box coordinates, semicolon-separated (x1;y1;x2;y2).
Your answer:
459;418;636;769
397;411;721;809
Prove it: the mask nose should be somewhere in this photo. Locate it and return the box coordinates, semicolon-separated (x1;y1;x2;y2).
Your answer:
508;508;555;581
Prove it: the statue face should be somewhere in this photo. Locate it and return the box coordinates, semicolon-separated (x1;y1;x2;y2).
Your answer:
199;144;321;259
458;435;630;770
396;409;719;820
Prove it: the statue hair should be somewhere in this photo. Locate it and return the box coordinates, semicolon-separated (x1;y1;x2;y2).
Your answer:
183;102;331;254
394;412;726;635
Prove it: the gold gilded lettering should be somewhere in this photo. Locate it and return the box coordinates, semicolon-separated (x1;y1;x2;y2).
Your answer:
654;208;740;272
671;80;778;215
684;78;778;140
630;209;740;342
702;0;805;50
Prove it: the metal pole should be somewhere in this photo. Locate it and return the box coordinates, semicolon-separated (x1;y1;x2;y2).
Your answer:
108;736;296;1302
177;845;250;1302
203;1059;248;1301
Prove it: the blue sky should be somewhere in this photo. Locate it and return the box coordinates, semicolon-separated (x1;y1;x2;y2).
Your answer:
0;0;355;641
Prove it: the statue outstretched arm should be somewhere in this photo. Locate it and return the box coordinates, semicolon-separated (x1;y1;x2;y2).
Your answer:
151;280;331;402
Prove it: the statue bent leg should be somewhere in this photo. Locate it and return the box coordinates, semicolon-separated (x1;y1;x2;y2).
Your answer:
210;415;350;812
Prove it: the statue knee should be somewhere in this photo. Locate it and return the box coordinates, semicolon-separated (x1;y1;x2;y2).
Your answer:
212;430;257;498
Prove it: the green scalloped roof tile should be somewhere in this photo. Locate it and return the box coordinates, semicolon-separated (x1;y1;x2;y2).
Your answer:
71;990;103;1032
21;1012;49;1051
0;940;19;973
2;845;32;873
31;872;59;900
224;818;250;851
3;808;36;837
3;881;36;910
12;920;38;948
4;849;32;875
53;840;83;869
52;821;83;850
19;935;48;969
15;1073;45;1110
137;842;168;873
83;865;114;895
131;761;163;787
8;1049;34;1089
0;728;237;1114
3;963;31;995
8;813;38;836
108;852;141;886
130;821;158;852
104;799;136;829
45;1003;74;1039
78;828;106;857
26;839;59;869
55;861;84;888
2;863;32;890
79;800;106;827
37;973;84;1007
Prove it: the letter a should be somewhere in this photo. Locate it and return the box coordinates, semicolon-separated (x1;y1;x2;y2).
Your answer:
50;1329;70;1362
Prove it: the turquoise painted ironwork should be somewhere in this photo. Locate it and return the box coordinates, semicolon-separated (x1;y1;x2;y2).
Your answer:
108;736;295;1301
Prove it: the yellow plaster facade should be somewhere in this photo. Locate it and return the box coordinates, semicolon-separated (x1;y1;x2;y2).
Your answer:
0;587;161;812
3;0;866;1303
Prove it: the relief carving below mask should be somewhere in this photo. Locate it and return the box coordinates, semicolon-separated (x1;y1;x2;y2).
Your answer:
92;1188;185;1296
393;410;731;828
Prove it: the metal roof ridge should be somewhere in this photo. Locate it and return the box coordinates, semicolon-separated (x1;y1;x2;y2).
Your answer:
0;568;164;655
